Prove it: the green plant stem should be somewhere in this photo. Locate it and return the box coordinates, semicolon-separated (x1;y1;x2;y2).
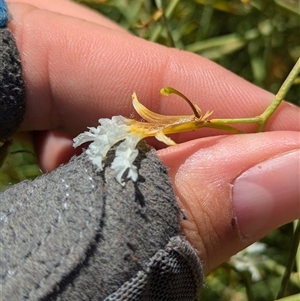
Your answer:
257;57;300;131
210;117;261;125
209;57;300;132
150;0;180;42
263;259;299;288
241;272;254;301
153;0;175;47
161;58;299;135
277;219;300;299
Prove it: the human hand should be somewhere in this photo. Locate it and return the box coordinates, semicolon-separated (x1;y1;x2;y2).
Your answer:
6;0;300;275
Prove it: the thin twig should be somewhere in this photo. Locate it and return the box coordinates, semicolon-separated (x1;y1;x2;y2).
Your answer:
277;219;300;299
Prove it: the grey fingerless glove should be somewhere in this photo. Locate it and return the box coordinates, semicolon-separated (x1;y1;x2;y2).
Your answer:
1;146;204;300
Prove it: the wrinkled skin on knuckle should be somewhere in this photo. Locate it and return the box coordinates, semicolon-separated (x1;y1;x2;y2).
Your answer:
175;185;222;274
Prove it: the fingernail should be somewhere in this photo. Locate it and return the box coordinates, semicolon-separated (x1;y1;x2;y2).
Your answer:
233;150;300;238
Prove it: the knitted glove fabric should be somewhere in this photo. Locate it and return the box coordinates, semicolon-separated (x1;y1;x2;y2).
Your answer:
0;0;26;141
1;145;204;300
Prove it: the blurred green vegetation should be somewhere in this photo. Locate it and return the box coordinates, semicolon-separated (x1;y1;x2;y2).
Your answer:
0;133;40;190
1;0;299;300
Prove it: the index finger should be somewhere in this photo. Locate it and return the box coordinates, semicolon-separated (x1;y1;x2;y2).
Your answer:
7;1;300;142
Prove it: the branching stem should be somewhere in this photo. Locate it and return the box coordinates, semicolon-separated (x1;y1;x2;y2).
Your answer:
200;57;300;132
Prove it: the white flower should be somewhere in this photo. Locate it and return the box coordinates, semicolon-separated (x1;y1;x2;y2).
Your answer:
73;116;142;185
111;135;140;184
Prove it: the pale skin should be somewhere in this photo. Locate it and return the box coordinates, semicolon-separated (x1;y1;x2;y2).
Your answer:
7;0;300;275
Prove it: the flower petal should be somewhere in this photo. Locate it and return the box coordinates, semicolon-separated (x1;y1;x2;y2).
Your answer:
111;134;141;185
132;92;194;124
154;131;177;146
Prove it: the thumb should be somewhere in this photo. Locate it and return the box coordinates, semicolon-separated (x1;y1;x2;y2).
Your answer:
158;131;300;274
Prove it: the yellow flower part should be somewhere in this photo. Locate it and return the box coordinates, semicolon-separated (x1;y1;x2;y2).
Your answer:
73;86;241;185
129;89;214;146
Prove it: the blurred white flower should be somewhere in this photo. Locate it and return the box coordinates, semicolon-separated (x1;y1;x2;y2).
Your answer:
230;242;267;282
